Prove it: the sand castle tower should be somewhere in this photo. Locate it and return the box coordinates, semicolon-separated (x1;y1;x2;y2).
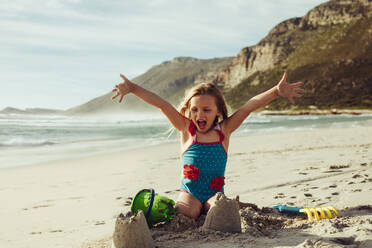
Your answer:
112;211;154;248
202;193;242;233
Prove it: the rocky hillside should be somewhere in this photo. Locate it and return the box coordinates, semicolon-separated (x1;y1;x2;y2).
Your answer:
66;0;372;115
218;0;372;110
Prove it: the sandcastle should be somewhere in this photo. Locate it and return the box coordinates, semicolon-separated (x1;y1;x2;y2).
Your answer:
112;211;154;248
202;193;242;233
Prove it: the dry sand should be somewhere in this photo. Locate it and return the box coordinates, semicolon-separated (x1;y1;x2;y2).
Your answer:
1;124;372;248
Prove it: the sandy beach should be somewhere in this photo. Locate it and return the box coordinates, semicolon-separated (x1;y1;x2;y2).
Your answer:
1;124;372;248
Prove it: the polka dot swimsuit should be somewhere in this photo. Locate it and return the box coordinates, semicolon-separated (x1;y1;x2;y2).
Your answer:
181;122;227;203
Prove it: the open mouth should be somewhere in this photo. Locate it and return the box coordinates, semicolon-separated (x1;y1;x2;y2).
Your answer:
197;120;207;129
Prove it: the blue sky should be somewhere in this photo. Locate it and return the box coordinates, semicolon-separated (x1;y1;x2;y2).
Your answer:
0;0;328;110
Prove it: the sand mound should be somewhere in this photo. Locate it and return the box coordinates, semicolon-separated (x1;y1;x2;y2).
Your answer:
112;211;153;248
153;213;206;232
240;204;287;237
152;196;292;246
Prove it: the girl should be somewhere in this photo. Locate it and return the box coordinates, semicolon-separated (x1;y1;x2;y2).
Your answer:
112;73;303;219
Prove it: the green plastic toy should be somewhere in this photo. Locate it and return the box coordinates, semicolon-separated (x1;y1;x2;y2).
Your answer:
130;188;176;226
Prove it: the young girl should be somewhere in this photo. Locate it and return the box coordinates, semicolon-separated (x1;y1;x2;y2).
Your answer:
112;73;303;219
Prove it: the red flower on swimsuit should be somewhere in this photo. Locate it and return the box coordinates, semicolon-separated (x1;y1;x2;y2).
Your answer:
209;176;225;191
183;164;200;181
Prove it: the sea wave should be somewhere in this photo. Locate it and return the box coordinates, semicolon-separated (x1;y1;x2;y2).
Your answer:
0;138;56;147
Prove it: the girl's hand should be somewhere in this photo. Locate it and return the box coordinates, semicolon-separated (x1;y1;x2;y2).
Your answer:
112;74;133;103
277;72;304;104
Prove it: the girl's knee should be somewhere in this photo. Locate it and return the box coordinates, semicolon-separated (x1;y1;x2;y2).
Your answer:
204;193;225;212
175;202;201;219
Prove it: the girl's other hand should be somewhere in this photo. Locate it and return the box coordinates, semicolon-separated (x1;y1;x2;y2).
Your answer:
112;74;133;103
277;72;304;104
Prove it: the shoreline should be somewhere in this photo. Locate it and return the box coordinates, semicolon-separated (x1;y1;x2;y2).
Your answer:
2;108;372;117
1;124;372;247
259;108;372;116
2;112;372;170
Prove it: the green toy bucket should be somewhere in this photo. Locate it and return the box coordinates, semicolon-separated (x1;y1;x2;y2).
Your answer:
130;189;176;226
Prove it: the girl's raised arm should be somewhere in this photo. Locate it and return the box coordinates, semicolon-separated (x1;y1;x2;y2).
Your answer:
223;72;304;134
112;74;188;131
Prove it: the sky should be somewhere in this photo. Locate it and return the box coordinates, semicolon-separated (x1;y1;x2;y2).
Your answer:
0;0;328;110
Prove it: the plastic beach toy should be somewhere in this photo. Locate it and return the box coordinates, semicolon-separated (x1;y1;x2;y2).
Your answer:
272;204;338;221
131;189;176;226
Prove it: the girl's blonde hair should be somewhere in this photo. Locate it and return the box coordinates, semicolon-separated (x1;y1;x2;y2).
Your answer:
179;83;228;124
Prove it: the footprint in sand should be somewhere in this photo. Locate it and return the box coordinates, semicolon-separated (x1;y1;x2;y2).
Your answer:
123;197;132;206
165;189;180;194
330;164;350;170
331;237;356;246
304;193;313;197
67;196;83;200
32;204;52;209
274;193;285;199
329;184;337;188
331;192;339;195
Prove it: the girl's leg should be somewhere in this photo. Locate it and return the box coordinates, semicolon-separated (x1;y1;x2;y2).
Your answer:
203;193;224;213
175;191;202;219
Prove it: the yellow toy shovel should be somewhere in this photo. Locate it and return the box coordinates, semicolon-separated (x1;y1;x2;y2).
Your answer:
272;204;338;221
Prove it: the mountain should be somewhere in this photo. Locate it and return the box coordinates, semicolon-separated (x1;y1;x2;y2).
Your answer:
219;0;372;110
0;107;63;115
66;0;372;116
64;57;233;115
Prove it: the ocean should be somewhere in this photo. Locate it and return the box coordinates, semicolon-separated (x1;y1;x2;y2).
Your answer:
1;112;372;169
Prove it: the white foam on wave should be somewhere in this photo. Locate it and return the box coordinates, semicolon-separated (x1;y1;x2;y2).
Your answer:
0;138;56;147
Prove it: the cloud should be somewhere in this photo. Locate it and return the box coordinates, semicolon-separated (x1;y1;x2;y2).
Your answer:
0;0;328;109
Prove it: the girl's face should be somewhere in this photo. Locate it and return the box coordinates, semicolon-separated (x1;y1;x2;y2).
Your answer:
189;94;220;133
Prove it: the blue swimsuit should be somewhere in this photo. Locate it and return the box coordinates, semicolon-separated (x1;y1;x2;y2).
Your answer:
181;122;227;203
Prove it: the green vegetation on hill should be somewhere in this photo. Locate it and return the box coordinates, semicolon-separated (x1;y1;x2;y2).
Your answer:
226;16;372;110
